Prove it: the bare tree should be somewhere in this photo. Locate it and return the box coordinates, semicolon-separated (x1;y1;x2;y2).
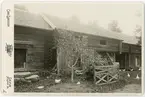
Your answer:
108;20;122;33
54;29;95;82
134;25;142;45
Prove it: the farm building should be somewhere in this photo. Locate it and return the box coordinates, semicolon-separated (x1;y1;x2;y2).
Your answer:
14;8;55;71
14;8;141;75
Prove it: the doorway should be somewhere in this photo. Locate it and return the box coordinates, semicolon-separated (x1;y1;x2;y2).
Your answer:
14;49;26;68
116;53;129;69
44;48;57;69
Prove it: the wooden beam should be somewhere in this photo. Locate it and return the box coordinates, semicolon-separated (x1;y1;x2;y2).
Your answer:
125;54;127;69
114;53;116;62
106;53;114;65
40;14;56;29
14;40;33;45
119;41;123;54
128;54;131;68
57;47;60;74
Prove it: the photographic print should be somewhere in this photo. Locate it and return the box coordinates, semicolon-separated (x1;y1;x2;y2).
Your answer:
1;0;144;95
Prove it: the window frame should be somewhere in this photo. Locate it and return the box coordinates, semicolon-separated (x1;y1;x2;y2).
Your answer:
99;40;107;46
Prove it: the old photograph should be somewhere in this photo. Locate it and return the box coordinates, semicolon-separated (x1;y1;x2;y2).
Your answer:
14;2;143;93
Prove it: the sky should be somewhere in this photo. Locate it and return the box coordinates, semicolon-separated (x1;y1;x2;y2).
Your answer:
16;2;143;36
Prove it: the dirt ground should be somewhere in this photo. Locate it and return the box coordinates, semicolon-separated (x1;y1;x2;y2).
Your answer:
111;84;141;93
15;78;97;93
111;71;142;93
15;78;141;93
48;82;95;93
15;71;142;93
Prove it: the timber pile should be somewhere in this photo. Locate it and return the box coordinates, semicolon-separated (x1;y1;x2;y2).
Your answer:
94;52;113;66
14;69;54;85
14;72;40;84
94;52;119;85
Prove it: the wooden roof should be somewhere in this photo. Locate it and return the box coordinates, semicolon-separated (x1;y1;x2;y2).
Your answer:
14;8;52;30
44;14;138;45
14;9;139;45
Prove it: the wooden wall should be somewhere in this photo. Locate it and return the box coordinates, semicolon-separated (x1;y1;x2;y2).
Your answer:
57;47;71;75
129;53;141;69
14;26;142;72
122;43;141;53
57;28;121;52
130;45;141;54
129;45;141;69
87;35;121;52
121;43;141;69
56;29;122;74
14;25;54;70
122;43;130;52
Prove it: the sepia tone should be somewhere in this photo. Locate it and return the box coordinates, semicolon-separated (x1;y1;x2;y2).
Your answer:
14;3;142;93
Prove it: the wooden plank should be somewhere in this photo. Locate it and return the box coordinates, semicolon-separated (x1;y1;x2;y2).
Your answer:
57;47;60;74
114;53;116;62
122;43;129;52
14;26;48;70
106;53;114;65
128;54;131;68
119;41;123;54
14;40;33;45
96;81;117;85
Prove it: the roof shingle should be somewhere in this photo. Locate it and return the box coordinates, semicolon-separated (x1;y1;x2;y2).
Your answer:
14;8;52;30
14;9;139;45
44;14;138;45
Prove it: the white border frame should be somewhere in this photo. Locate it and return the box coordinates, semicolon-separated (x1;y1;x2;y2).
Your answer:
0;0;144;96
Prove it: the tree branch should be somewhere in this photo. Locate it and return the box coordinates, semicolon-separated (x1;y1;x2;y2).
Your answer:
72;56;79;67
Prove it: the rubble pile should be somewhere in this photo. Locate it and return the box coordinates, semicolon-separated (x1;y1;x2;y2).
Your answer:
14;72;39;84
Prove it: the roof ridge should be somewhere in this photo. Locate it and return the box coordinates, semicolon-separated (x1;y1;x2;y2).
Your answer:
14;8;40;15
15;9;138;45
44;13;135;38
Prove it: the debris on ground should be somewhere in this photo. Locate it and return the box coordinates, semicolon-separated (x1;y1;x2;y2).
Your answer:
14;72;31;78
14;72;40;84
14;70;141;93
37;86;44;89
25;75;39;82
